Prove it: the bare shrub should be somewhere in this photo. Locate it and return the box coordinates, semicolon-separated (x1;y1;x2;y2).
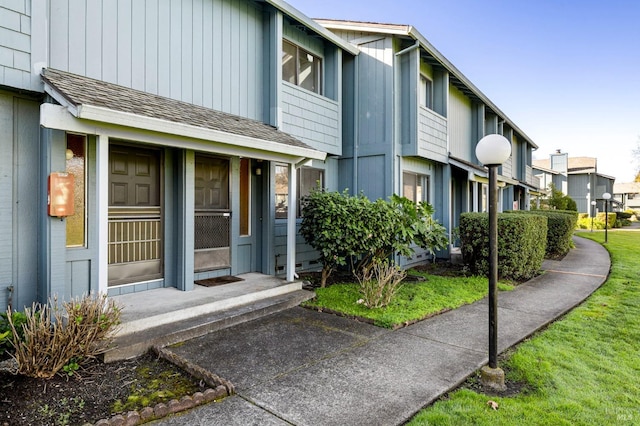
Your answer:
7;294;121;379
357;259;406;309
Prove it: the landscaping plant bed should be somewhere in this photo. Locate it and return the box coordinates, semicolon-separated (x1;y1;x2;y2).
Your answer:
0;351;216;426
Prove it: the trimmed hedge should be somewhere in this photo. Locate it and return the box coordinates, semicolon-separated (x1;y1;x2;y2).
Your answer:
508;210;577;257
459;213;547;281
596;212;617;229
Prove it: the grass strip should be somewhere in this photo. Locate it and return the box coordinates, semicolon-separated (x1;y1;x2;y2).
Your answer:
302;271;513;329
408;231;640;425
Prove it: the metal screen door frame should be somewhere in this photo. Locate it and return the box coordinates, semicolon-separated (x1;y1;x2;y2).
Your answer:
194;155;231;272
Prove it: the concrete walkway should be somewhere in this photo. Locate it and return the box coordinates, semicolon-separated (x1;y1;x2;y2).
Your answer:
151;236;610;426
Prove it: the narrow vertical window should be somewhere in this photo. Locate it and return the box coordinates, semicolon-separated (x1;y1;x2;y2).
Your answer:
403;172;417;201
66;134;86;247
482;184;488;212
239;158;250;236
420;75;433;109
275;164;289;219
298;168;324;216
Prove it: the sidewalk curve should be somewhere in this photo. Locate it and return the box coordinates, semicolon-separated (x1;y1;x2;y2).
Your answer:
151;236;610;426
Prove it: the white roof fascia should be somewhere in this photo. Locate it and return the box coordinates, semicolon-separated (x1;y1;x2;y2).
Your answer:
264;0;360;56
315;19;412;36
40;103;318;165
43;81;79;116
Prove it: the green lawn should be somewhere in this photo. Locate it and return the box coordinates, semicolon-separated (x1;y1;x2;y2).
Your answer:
302;270;513;329
409;231;640;425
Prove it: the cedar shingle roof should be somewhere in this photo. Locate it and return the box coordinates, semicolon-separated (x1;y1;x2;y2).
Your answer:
41;68;315;151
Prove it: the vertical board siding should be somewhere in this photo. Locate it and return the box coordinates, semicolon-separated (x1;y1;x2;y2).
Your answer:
448;85;473;161
281;82;340;154
117;0;132;88
85;1;102;79
14;97;40;310
0;94;14;312
48;0;264;120
358;155;386;201
358;38;393;147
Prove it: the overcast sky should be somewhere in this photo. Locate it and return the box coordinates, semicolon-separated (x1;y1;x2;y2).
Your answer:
288;0;640;182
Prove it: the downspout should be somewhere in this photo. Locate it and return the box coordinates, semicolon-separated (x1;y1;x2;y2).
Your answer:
393;40;420;196
353;55;359;193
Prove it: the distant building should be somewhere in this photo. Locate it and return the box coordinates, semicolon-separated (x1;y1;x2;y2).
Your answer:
613;182;640;212
533;151;615;213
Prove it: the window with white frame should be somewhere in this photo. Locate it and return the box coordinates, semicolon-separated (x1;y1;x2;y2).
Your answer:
403;172;431;203
275;165;325;218
282;40;322;94
419;75;433;110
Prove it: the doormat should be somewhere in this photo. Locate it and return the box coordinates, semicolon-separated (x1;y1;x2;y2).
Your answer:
195;275;244;287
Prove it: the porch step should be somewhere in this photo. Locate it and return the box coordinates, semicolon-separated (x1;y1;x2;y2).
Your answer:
103;288;315;362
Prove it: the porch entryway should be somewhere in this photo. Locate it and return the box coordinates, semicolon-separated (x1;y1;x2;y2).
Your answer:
105;273;312;361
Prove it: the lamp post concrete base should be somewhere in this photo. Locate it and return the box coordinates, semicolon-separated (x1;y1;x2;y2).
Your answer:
480;365;506;391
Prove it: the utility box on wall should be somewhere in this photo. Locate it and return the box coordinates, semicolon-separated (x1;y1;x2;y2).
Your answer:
48;172;75;217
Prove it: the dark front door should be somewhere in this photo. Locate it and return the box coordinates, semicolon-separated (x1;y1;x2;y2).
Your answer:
194;155;231;271
108;144;162;286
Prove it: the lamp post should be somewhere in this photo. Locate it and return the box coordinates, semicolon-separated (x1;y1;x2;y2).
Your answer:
590;200;597;232
475;134;511;391
603;192;611;243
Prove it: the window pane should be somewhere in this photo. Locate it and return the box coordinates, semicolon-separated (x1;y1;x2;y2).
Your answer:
240;158;250;236
282;41;297;85
420;75;433;109
66;134;86;247
425;175;431;202
298;168;324;216
275;165;288;219
298;49;320;93
403;172;416;201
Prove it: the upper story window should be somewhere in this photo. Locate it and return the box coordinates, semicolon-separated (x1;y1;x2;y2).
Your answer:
419;75;433;110
282;40;322;95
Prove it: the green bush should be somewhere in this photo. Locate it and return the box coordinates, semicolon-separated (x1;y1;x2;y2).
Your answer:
459;213;547;281
617;211;633;220
509;210;577;257
576;216;605;230
300;189;448;287
596;212;616;229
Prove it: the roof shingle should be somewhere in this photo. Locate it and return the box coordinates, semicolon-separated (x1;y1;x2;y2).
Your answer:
42;68;315;151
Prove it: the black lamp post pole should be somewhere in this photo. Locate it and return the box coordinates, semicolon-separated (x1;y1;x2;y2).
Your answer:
488;164;498;369
604;199;609;243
